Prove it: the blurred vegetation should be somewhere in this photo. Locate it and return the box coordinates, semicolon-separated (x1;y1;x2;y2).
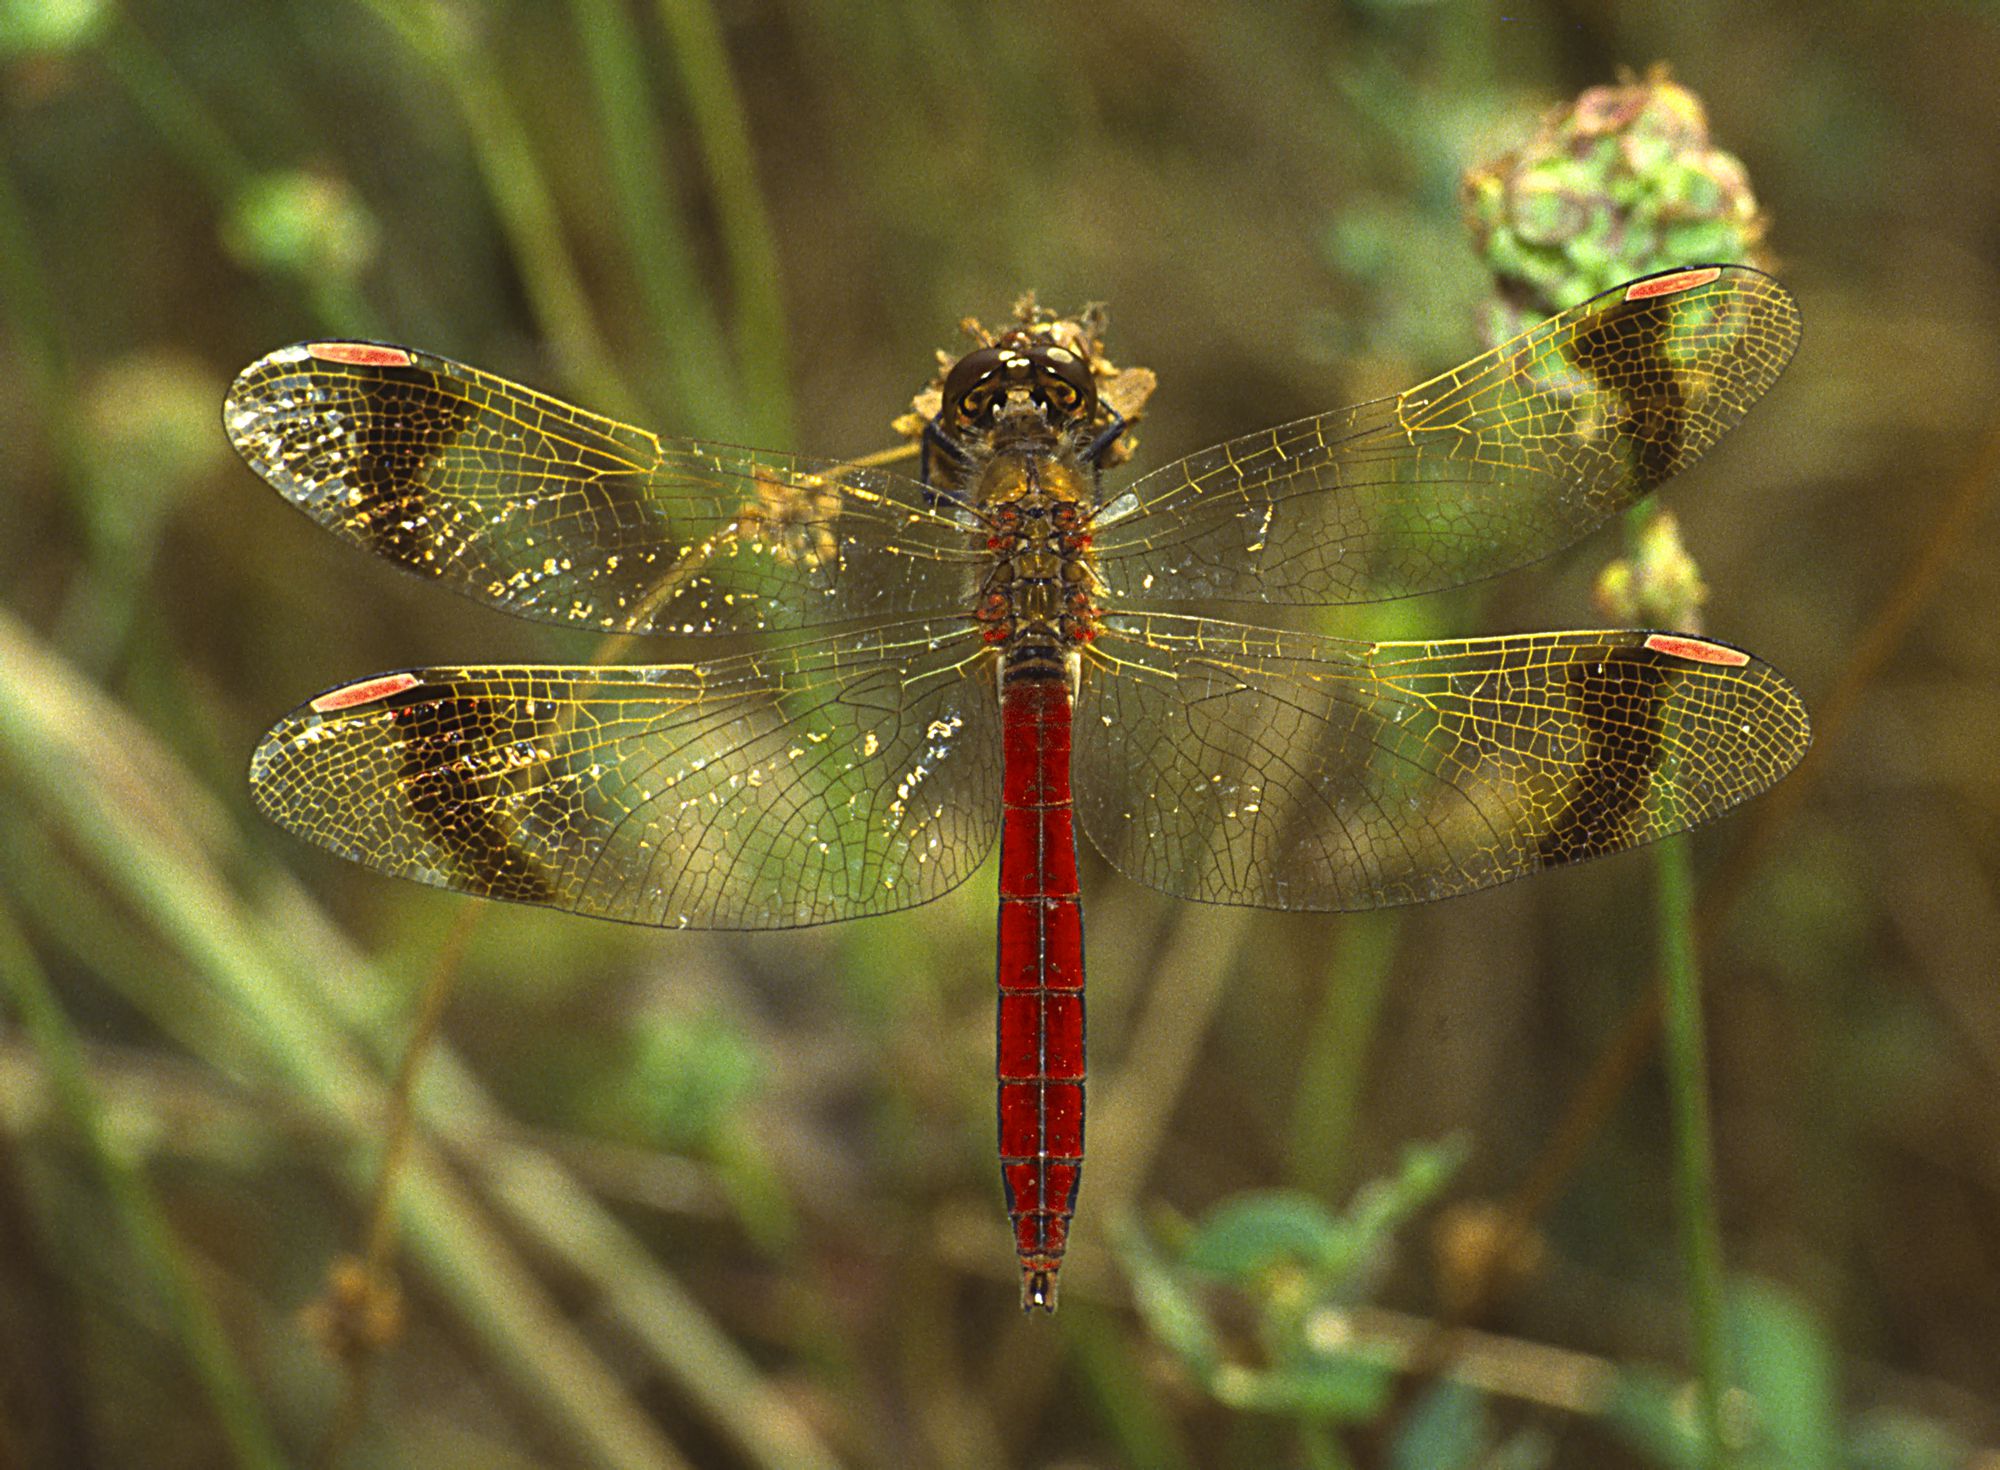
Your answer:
4;2;1999;1467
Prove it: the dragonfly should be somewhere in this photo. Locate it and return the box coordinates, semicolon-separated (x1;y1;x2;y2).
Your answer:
226;263;1807;1312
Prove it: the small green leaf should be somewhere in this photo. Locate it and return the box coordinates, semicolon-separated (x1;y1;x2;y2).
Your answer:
1183;1191;1345;1282
1116;1216;1224;1376
1729;1280;1837;1470
1342;1136;1470;1244
1392;1380;1487;1470
1214;1351;1395;1421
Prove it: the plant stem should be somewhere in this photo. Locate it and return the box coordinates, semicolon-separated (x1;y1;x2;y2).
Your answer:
96;11;254;196
1655;831;1731;1467
1289;911;1400;1199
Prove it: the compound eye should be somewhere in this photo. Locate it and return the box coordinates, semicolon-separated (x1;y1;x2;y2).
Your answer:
958;386;998;426
943;346;1007;429
1034;347;1097;424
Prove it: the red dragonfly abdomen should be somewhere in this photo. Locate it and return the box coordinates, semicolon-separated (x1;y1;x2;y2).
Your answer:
995;654;1084;1312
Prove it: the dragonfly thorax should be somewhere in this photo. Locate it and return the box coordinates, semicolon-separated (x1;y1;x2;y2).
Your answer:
974;452;1100;649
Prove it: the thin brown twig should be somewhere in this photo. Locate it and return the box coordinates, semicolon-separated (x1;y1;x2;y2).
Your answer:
363;904;481;1272
314;899;480;1470
839;440;920;469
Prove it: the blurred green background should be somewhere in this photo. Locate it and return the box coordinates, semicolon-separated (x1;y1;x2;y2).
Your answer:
3;2;1998;1468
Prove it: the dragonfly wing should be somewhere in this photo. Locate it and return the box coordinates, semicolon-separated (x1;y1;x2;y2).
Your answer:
225;343;978;636
1074;613;1809;910
1090;266;1799;606
250;622;999;928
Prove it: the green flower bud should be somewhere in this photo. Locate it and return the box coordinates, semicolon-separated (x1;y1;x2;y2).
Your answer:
1462;67;1769;334
223;170;378;285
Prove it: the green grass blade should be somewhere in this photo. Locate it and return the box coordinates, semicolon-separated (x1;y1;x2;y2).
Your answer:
651;0;791;445
355;0;642;421
0;605;841;1470
569;0;742;437
0;900;288;1470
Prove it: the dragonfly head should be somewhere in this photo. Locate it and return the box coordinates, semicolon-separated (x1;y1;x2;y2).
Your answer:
942;331;1099;441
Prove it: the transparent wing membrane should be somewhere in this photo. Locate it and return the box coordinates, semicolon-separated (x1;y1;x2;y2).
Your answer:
237;267;1805;928
234;269;1811;1315
250;622;1000;929
1075;615;1810;910
1091;266;1800;607
225;343;979;636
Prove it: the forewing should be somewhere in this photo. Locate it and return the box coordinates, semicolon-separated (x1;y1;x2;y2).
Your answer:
250;622;999;929
1091;266;1799;606
225;343;978;635
1074;614;1809;910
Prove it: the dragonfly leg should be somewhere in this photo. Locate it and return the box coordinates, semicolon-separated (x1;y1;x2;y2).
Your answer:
920;418;975;509
1080;408;1126;468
